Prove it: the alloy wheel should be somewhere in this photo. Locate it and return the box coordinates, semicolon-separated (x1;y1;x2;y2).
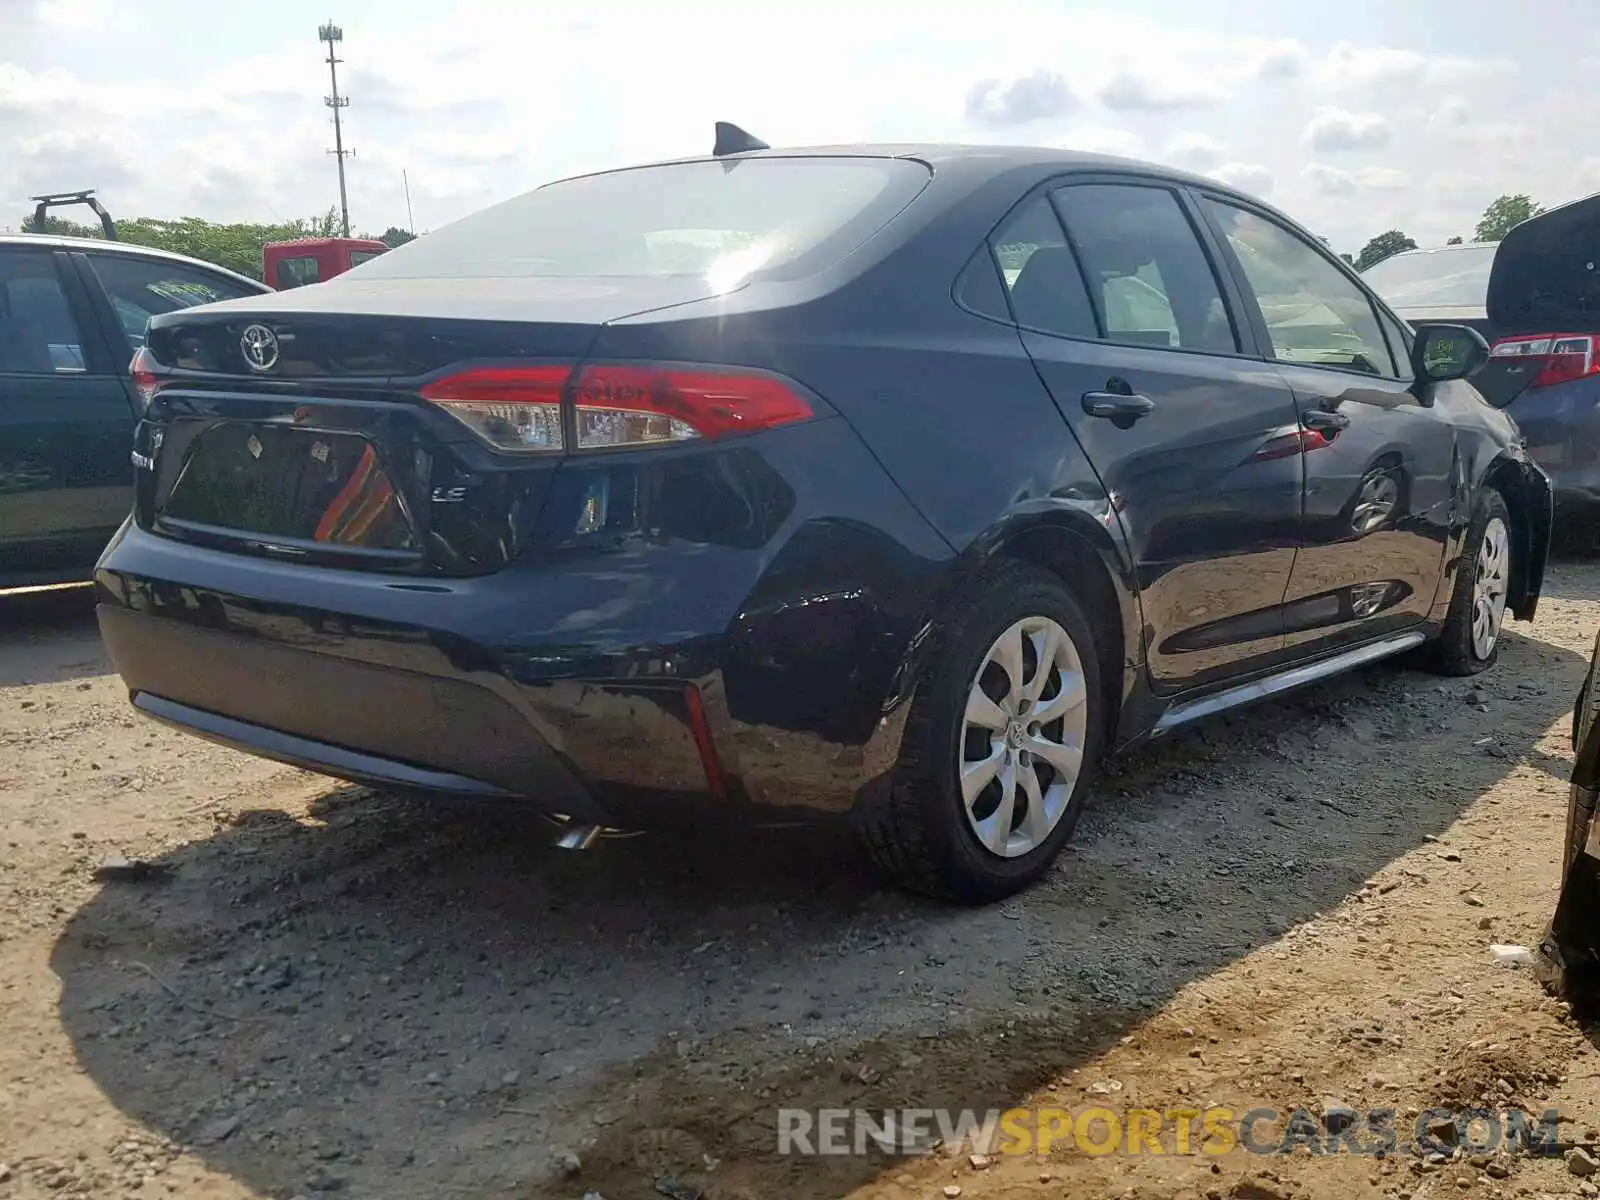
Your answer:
959;616;1090;858
1471;515;1511;660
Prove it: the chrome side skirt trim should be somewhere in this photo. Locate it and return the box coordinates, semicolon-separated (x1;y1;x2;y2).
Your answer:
1151;631;1428;737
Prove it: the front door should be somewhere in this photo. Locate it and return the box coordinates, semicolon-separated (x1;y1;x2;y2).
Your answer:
0;246;133;585
994;181;1306;693
1196;195;1452;657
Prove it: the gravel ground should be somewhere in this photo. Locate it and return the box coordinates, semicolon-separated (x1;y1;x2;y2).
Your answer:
1;563;1599;1200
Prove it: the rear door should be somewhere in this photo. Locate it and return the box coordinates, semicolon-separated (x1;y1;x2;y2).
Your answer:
999;178;1306;693
1196;193;1452;657
0;244;132;584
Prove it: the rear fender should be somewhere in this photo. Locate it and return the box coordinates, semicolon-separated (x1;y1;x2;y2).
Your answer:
859;507;1144;787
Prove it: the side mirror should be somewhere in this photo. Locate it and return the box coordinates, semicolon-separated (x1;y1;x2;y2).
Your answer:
1411;323;1490;385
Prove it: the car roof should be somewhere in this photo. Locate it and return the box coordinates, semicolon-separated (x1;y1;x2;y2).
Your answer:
547;141;1241;198
266;237;388;250
0;233;268;291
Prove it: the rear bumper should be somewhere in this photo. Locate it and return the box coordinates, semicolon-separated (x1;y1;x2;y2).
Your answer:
93;426;951;824
98;601;606;813
1506;375;1600;505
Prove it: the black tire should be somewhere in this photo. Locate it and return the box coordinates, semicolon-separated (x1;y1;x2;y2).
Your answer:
857;560;1105;904
1426;488;1513;677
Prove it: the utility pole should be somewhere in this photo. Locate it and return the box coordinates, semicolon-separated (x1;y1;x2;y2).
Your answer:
403;169;414;234
319;20;352;238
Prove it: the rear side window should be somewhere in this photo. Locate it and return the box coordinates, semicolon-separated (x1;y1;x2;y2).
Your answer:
349;157;931;283
348;250;383;269
988;196;1097;338
955;247;1012;324
1051;184;1239;354
0;251;87;374
1202;199;1399;378
88;254;261;350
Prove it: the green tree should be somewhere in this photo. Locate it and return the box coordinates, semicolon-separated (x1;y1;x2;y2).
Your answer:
1446;236;1464;245
20;213;100;237
1354;230;1418;272
1474;194;1544;243
377;225;416;248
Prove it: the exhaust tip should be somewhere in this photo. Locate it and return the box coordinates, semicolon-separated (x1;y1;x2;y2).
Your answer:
553;822;604;851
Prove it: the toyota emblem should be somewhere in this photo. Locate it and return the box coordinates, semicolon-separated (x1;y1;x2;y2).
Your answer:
240;324;280;372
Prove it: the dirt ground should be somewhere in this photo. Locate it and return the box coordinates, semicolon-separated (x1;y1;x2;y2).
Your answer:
2;564;1600;1200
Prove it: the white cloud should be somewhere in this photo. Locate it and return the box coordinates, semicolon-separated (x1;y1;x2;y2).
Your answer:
1251;38;1308;80
1054;127;1144;159
1428;96;1470;130
1304;107;1392;153
1303;164;1410;195
1162;133;1227;170
966;70;1077;128
1209;162;1275;197
1312;40;1500;91
1100;67;1230;112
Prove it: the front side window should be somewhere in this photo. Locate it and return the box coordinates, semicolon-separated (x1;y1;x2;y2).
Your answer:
89;254;260;350
1051;184;1238;354
1203;198;1399;378
0;251;86;374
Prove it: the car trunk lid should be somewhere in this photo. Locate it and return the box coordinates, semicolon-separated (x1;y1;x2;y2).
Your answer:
1476;193;1600;408
136;276;727;577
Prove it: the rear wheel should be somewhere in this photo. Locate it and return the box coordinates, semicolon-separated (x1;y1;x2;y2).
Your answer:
858;562;1105;903
1427;489;1512;677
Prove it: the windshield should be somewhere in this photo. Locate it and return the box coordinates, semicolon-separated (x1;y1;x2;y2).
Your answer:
1361;245;1496;309
346;156;931;286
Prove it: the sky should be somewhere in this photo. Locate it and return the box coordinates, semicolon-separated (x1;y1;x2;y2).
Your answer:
1;0;1595;255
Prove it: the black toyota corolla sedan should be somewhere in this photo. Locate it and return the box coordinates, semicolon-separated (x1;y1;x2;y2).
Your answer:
95;129;1552;903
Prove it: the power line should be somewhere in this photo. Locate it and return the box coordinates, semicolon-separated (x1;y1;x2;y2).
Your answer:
319;20;353;238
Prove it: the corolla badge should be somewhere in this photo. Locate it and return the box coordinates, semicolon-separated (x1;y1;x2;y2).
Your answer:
240;323;280;372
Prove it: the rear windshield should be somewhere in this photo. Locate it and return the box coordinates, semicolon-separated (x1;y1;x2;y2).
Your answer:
346;156;930;283
1361;244;1496;309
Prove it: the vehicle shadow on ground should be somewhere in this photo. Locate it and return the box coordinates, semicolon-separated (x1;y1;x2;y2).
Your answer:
0;587;106;688
50;626;1585;1200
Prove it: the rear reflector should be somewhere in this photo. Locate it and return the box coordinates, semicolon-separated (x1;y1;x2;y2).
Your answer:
1488;333;1600;390
419;362;813;453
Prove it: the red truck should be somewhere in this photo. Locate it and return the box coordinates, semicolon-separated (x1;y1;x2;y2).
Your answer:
262;237;389;289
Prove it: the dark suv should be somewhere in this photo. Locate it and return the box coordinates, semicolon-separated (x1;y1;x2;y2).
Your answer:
0;236;268;591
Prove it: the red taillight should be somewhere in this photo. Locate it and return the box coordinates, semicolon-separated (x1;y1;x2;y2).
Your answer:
572;364;812;448
1488;334;1600;389
418;362;814;453
128;346;163;409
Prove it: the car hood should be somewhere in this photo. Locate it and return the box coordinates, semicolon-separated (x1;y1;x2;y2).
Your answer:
1487;191;1600;336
